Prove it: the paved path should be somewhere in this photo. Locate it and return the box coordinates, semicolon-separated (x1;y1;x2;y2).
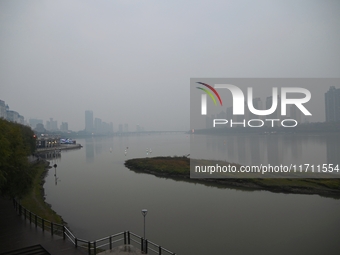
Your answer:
98;245;143;254
0;198;144;255
0;197;87;255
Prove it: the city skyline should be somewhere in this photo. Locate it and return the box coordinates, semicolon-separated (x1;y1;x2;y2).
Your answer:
1;98;159;132
1;82;339;132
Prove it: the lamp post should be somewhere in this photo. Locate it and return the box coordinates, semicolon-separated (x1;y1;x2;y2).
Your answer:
141;209;148;253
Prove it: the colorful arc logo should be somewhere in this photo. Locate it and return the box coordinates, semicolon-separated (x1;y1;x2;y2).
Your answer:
196;82;223;115
196;82;223;106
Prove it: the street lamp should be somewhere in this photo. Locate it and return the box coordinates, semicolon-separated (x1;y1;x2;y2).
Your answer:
141;209;148;239
141;209;148;253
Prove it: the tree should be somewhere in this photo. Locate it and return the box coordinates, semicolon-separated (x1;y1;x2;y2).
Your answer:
0;119;36;198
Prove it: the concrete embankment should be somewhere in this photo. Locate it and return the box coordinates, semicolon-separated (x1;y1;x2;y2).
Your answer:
36;143;82;152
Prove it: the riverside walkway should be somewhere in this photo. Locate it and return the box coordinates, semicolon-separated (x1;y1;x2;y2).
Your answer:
0;197;87;255
0;198;144;255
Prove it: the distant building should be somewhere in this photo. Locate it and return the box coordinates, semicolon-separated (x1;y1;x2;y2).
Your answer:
60;122;68;132
46;118;58;131
85;110;94;133
289;105;302;123
29;118;43;129
124;123;128;133
18;115;24;125
325;86;340;122
6;110;19;123
0;101;24;125
136;124;146;132
101;121;112;134
226;107;233;120
206;114;215;129
94;118;102;133
35;123;46;133
266;95;281;126
110;122;113;133
0;100;6;119
249;98;263;120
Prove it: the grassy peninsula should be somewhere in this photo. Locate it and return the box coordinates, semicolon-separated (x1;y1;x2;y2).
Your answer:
125;156;340;198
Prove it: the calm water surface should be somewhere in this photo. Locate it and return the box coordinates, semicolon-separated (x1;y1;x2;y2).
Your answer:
44;133;340;255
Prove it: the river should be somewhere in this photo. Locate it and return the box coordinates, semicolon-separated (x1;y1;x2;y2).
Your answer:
43;133;340;255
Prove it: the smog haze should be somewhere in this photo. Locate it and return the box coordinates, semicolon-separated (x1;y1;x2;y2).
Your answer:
1;0;339;131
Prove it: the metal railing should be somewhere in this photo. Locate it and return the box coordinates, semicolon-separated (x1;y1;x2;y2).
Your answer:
13;199;176;255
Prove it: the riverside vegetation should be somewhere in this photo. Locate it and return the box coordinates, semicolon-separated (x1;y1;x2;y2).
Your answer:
0;119;63;223
125;156;340;198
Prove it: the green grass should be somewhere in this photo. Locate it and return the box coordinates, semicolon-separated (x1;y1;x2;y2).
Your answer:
20;161;64;224
125;156;340;196
126;156;190;175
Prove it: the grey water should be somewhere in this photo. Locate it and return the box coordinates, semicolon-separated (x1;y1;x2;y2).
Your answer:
44;133;340;255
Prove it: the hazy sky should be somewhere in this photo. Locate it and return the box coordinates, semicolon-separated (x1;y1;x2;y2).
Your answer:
1;0;339;131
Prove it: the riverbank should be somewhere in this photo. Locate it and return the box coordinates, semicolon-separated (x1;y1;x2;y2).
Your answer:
20;160;64;224
36;143;82;153
125;156;340;198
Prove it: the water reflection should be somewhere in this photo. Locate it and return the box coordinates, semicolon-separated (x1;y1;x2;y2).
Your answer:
326;134;340;165
85;137;94;163
37;150;61;160
192;133;340;167
266;135;280;166
43;134;340;255
53;164;60;185
227;135;235;161
249;135;262;165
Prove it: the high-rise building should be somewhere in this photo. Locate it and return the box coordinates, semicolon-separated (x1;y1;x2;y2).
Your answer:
85;110;94;133
325;86;340;122
46;118;58;131
94;118;102;133
60;122;68;132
